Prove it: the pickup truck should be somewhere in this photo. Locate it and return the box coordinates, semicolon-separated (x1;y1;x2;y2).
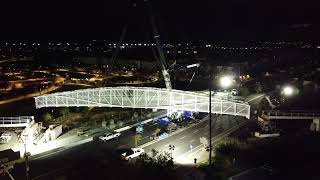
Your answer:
99;132;121;141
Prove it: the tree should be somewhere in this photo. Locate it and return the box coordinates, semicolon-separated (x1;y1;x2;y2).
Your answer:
153;128;161;139
151;149;159;158
136;149;174;169
59;107;69;117
109;119;115;129
79;107;90;113
117;120;124;127
255;82;263;93
258;97;272;113
134;134;142;147
240;87;250;97
215;138;242;161
166;123;176;134
42;113;53;122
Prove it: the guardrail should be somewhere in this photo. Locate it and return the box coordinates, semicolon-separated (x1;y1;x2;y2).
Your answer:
115;112;167;133
266;111;320;120
0;116;33;127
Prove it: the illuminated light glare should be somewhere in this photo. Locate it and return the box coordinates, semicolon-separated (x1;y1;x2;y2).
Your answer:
220;76;232;88
283;86;293;96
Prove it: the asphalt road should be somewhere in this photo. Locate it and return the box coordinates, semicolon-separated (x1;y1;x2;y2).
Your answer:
10;123;158;179
9;115;244;179
142;115;246;160
6;94;263;179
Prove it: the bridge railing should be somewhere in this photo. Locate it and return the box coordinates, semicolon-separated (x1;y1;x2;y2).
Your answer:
34;87;250;118
0;116;33;127
268;111;320;118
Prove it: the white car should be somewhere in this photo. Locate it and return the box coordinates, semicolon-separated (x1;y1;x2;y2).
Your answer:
121;148;144;160
231;89;238;96
99;132;121;141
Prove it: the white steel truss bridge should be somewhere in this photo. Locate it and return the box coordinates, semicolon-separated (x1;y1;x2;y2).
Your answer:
34;87;250;118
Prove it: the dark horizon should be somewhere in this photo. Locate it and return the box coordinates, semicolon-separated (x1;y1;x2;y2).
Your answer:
0;0;319;41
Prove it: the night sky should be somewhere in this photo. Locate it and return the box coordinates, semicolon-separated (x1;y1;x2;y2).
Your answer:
0;0;319;41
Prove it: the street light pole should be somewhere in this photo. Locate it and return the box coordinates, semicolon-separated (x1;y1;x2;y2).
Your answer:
209;75;212;165
23;135;29;180
169;145;175;160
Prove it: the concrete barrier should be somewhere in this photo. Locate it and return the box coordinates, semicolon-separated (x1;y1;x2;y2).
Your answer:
254;132;280;138
115;113;166;133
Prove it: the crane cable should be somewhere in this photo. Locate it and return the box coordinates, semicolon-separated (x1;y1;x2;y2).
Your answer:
102;3;137;87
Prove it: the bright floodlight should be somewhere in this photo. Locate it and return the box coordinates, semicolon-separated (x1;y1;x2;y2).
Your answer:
220;76;232;88
283;86;293;96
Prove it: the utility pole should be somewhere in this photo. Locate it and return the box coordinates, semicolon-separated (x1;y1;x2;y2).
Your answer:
169;144;175;160
0;164;15;180
22;134;29;180
209;74;212;165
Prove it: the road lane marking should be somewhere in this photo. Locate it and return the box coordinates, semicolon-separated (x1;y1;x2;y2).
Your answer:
247;94;265;102
176;120;249;162
32;166;70;180
193;130;199;133
32;148;66;160
139;115;209;149
188;146;204;157
179;136;186;140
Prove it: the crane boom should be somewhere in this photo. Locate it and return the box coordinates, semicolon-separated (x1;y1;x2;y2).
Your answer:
145;0;172;90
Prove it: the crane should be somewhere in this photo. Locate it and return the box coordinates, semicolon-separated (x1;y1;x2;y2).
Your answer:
145;0;172;90
106;0;198;90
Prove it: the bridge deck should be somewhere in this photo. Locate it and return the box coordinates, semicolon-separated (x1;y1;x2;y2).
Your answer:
34;87;250;118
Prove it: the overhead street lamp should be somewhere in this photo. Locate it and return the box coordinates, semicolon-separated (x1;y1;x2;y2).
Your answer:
220;76;233;89
220;75;234;100
169;144;175;160
208;75;234;165
282;86;294;96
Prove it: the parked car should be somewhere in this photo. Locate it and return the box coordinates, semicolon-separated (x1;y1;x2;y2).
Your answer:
121;148;144;160
99;132;121;141
231;89;238;96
